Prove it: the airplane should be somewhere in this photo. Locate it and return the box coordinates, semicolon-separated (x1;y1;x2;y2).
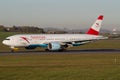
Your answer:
2;15;107;52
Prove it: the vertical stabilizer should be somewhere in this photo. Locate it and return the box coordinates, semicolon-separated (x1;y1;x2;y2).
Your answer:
86;15;104;35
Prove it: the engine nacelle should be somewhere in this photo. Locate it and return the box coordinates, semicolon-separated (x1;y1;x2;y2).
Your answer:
48;42;62;51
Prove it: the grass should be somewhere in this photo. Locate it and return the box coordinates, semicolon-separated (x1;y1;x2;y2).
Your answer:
0;53;120;80
68;39;120;50
0;32;120;80
0;32;18;39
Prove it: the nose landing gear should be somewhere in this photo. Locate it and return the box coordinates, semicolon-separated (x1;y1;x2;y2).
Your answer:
10;47;19;52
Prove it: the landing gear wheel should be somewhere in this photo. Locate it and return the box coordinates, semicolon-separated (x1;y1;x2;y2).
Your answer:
11;49;15;53
58;49;66;52
45;49;49;52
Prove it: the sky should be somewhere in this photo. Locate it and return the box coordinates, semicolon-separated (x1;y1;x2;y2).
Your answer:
0;0;120;30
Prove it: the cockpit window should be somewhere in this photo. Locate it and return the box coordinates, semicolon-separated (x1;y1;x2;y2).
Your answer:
5;39;10;40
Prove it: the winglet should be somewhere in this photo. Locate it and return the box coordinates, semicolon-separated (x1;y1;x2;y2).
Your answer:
86;15;104;35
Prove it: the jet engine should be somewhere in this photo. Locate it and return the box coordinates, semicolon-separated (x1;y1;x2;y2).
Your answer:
47;42;62;51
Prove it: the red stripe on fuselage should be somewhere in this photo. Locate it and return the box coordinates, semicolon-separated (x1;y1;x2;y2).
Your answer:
86;28;99;35
21;37;30;43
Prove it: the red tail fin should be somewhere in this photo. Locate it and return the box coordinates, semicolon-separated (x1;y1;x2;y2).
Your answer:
86;15;104;35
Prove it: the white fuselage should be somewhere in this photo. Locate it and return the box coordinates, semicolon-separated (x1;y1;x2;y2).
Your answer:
3;34;103;47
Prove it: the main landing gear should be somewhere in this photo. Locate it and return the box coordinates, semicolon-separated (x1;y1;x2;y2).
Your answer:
45;49;66;52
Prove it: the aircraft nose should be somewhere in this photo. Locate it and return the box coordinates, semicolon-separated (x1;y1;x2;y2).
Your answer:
2;40;8;45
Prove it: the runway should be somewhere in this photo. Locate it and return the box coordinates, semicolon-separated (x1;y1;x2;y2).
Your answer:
0;49;120;55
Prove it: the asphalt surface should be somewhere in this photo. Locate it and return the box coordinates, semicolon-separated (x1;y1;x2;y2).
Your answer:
0;49;120;55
